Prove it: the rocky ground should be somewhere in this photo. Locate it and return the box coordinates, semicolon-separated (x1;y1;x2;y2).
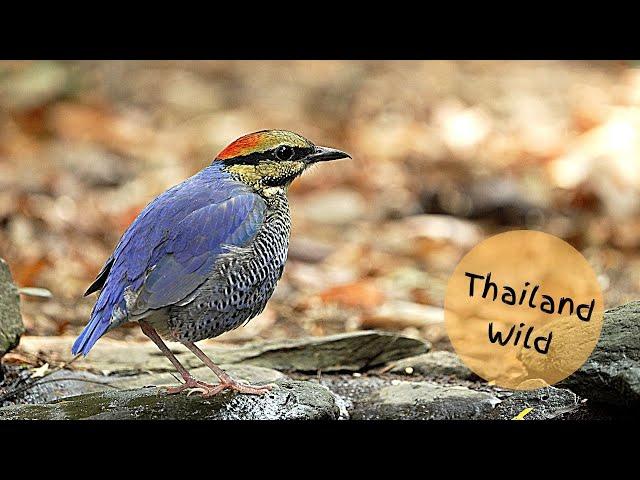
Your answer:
2;60;640;421
3;61;640;350
1;275;638;419
2;243;640;421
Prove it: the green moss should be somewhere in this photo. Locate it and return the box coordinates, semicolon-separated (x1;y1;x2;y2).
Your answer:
0;382;340;420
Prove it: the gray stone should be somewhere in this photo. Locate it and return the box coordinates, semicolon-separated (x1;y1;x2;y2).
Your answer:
18;336;221;375
18;330;429;375
2;364;287;406
561;301;640;408
237;331;430;372
487;387;582;420
2;369;116;406
0;258;24;357
386;351;477;380
0;380;340;420
110;364;287;391
351;381;500;420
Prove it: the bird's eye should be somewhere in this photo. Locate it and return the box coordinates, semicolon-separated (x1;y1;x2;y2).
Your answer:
275;145;295;161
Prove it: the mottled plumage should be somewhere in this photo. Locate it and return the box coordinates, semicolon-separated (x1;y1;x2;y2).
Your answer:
73;130;350;397
72;163;266;355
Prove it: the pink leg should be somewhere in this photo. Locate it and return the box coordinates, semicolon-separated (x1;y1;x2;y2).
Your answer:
182;341;274;397
139;321;221;396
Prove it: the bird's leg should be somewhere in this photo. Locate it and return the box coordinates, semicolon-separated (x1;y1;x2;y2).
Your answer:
182;341;274;396
139;320;213;395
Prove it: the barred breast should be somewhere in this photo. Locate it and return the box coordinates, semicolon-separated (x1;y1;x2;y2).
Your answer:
166;190;291;342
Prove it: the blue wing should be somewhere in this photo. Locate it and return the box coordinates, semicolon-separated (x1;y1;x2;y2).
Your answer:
72;164;266;356
132;192;265;312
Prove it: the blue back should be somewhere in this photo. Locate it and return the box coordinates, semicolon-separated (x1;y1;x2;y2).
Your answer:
72;163;266;356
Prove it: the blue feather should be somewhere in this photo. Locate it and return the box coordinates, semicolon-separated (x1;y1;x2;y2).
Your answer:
72;163;265;356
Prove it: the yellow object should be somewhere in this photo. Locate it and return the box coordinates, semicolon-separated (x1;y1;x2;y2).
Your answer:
444;230;604;390
512;407;533;420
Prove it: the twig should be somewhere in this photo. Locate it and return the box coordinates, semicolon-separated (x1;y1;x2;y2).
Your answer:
24;377;121;389
0;354;83;403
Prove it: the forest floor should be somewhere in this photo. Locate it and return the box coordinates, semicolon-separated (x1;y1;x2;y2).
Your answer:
2;61;640;351
1;62;640;419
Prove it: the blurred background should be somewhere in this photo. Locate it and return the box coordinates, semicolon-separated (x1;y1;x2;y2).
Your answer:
1;60;639;350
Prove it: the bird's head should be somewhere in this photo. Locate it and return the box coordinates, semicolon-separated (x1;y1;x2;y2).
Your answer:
215;130;350;192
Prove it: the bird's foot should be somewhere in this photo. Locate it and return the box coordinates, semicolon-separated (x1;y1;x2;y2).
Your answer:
163;377;214;396
204;379;275;397
163;376;275;397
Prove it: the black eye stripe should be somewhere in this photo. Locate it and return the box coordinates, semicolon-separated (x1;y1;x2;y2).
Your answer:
273;145;314;161
220;145;314;166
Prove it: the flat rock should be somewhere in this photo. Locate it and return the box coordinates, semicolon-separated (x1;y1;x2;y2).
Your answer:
0;258;24;357
0;380;340;420
110;364;287;391
18;336;216;375
2;364;287;406
487;387;582;420
560;301;640;408
18;330;429;374
236;331;430;372
386;351;477;380
351;381;500;420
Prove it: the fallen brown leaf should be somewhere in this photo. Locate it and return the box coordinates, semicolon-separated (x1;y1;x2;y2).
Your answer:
318;281;385;310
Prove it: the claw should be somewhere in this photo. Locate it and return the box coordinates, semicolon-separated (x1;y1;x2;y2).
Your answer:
162;374;275;398
187;387;208;396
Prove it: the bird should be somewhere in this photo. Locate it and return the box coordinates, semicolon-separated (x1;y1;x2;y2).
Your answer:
72;130;350;397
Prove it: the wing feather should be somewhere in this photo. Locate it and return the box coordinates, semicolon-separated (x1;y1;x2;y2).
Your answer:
72;165;265;356
132;193;265;312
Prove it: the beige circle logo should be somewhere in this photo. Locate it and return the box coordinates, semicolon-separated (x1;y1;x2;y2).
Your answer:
445;230;603;390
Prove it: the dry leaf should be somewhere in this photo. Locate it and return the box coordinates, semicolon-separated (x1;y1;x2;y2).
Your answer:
30;362;49;379
319;281;385;310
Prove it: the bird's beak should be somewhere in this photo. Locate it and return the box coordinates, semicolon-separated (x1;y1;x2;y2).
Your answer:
305;146;351;164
